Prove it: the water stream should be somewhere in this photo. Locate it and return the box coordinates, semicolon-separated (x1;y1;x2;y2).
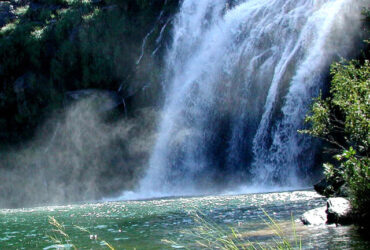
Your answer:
1;1;369;249
126;0;363;199
1;191;368;249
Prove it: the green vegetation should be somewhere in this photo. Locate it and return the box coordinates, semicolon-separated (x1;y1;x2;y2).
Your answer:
47;210;302;250
0;0;179;208
163;210;302;250
301;9;370;224
48;216;115;250
0;0;178;144
48;216;77;250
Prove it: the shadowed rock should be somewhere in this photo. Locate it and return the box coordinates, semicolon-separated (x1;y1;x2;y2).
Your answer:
326;197;353;225
301;197;354;226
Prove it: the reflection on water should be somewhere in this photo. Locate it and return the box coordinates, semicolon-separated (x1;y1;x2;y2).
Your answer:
0;191;368;249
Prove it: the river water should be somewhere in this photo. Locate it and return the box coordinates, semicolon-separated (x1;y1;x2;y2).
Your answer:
0;190;368;249
137;0;365;197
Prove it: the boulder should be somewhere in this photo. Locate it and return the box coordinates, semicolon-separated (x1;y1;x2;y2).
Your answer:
314;178;347;197
326;197;353;225
337;184;350;197
301;197;355;226
314;178;332;196
301;206;327;225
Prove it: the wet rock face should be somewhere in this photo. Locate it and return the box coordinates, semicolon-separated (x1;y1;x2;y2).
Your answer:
313;178;348;198
326;197;353;225
301;206;327;225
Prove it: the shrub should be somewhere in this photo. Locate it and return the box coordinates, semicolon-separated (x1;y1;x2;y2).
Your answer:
302;59;369;221
0;0;177;144
302;8;370;222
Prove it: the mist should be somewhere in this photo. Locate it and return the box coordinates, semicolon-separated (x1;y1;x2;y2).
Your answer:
0;92;157;208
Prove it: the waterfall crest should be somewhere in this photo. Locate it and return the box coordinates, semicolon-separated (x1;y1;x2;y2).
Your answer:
123;0;364;199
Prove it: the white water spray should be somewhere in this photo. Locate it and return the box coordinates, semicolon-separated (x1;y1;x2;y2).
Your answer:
120;0;364;200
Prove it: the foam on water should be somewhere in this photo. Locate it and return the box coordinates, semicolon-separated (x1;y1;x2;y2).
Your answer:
4;190;367;249
116;0;363;200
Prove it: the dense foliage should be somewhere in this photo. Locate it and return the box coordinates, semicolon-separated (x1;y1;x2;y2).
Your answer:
303;60;369;212
302;9;370;222
0;0;179;208
0;0;178;144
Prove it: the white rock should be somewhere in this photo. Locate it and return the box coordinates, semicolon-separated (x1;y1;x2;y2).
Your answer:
327;197;351;216
301;206;327;225
327;197;353;224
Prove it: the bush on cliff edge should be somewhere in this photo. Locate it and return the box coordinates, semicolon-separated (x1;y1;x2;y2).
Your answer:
302;43;369;224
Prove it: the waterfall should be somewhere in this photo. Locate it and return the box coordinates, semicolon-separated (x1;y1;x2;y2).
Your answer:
123;0;364;199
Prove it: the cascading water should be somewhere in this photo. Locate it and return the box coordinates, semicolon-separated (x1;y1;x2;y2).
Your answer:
123;0;364;199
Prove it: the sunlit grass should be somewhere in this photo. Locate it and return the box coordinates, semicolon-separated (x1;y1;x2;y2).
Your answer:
56;8;71;16
14;5;30;17
0;20;20;35
47;216;77;250
48;209;302;250
66;0;93;5
47;216;115;250
162;209;302;250
82;8;101;22
31;26;47;40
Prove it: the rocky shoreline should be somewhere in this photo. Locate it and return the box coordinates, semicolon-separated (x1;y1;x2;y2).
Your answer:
301;197;354;226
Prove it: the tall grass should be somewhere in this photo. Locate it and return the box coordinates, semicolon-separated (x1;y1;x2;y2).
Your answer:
47;216;77;250
162;209;302;250
47;209;302;250
47;216;115;250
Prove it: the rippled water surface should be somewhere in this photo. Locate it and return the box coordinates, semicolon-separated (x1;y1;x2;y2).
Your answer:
0;190;368;249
